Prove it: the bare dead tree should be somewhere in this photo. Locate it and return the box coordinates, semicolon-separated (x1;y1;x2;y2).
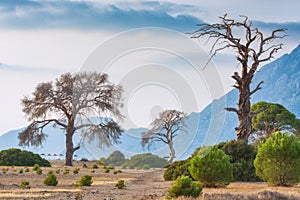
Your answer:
19;72;123;166
191;14;287;142
142;109;187;163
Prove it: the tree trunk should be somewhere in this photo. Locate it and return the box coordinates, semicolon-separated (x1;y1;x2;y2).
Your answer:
65;124;79;166
236;78;252;142
168;141;175;164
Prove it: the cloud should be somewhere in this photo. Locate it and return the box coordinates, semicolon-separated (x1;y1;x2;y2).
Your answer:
0;0;202;31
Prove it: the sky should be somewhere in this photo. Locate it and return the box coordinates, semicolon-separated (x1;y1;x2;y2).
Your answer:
0;0;300;135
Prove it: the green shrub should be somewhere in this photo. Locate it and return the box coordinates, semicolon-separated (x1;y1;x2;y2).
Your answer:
19;169;24;174
24;167;30;172
254;132;300;186
166;176;202;199
189;147;233;187
44;171;58;186
73;168;80;174
63;168;70;175
115;180;126;189
0;148;50;167
122;153;168;169
92;164;98;169
216;140;260;182
32;164;40;171
105;151;126;166
105;168;110;173
20;181;31;189
108;164;115;169
78;175;93;186
142;164;151;170
56;169;61;174
36;168;43;175
164;160;191;181
91;170;95;173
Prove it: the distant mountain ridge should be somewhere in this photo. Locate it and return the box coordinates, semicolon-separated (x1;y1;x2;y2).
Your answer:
1;44;299;160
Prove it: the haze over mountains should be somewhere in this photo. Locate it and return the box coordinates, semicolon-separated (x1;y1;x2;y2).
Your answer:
0;44;299;161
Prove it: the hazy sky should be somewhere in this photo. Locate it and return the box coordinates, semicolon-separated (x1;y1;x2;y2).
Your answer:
0;0;300;134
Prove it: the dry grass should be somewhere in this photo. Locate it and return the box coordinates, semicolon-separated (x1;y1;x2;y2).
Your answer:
0;160;300;199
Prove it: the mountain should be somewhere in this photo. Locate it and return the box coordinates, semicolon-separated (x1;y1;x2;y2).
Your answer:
1;44;299;160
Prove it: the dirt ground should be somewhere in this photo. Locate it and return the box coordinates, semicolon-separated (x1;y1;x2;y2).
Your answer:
0;160;300;200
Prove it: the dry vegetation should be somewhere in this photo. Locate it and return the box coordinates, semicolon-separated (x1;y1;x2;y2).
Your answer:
0;160;299;200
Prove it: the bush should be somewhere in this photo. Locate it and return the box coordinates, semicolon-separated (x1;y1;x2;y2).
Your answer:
122;153;168;169
73;168;80;174
105;168;110;173
115;180;126;189
78;175;93;186
166;176;202;199
36;168;43;175
32;164;40;171
19;169;24;174
105;151;127;166
216;140;260;182
254;132;300;186
63;168;70;175
20;181;31;189
0;148;50;167
142;164;150;170
44;171;58;186
164;160;191;181
92;164;98;169
24;167;30;172
189;147;233;187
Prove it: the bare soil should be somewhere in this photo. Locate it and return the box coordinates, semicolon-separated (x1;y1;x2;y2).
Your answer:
0;160;299;200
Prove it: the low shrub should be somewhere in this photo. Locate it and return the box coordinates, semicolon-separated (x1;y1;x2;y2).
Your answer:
122;153;168;169
73;168;80;174
115;180;126;189
0;148;50;167
36;168;43;175
164;160;191;181
166;176;202;199
44;171;58;186
92;164;98;169
142;164;151;170
32;164;40;171
20;181;31;189
78;175;93;186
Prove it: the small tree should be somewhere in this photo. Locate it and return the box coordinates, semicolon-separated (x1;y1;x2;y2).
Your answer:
254;132;300;186
105;150;126;166
44;171;58;186
251;101;300;143
191;14;286;142
142;109;187;163
19;72;123;166
189;147;233;187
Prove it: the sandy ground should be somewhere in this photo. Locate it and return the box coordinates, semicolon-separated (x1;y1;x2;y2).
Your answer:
0;160;300;200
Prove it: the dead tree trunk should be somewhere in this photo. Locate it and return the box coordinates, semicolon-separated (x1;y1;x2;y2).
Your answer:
168;141;175;164
191;14;286;142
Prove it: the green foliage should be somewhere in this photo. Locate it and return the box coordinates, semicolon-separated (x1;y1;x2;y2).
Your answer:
36;168;42;175
115;180;126;189
164;160;191;181
32;164;40;171
73;168;80;174
108;164;115;169
63;168;70;175
24;167;30;172
216;140;260;182
189;147;233;187
20;181;31;189
103;150;126;166
19;169;24;174
251;102;300;143
75;192;83;200
254;132;300;186
92;164;98;169
0;148;50;167
122;153;168;169
166;176;202;199
105;168;110;173
55;169;61;174
78;175;93;186
142;164;150;170
44;171;58;186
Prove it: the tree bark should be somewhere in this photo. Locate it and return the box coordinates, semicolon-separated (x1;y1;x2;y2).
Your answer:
65;122;79;166
168;141;175;164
